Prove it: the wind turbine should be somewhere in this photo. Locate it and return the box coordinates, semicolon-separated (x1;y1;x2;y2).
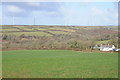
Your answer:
12;14;15;25
33;16;36;25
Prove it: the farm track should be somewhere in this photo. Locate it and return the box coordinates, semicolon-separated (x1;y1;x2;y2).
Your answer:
47;29;71;32
33;29;56;36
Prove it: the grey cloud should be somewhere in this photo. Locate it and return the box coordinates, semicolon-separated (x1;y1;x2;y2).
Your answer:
2;2;63;17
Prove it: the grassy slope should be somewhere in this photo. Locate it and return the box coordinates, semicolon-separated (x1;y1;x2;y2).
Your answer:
3;50;118;78
96;40;110;44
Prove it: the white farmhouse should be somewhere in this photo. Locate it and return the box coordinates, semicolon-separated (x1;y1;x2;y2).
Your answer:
100;44;116;51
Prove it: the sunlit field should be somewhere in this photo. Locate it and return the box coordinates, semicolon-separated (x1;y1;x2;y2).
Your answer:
3;50;118;78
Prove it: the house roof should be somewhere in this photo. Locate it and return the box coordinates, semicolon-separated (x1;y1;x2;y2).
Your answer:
101;45;112;48
100;45;115;48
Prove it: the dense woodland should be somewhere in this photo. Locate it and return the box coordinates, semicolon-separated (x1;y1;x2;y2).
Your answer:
1;25;119;51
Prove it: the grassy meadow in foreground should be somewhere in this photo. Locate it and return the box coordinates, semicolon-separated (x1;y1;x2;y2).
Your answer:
2;50;118;78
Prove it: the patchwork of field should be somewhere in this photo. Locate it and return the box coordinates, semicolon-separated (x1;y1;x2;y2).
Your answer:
3;50;118;78
1;25;118;36
1;25;75;36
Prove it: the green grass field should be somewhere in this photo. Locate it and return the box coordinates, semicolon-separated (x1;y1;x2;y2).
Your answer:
2;50;118;78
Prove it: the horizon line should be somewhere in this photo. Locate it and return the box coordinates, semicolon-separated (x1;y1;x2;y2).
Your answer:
0;25;118;26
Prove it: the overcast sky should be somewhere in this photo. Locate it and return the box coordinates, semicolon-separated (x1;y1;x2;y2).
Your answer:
0;2;118;26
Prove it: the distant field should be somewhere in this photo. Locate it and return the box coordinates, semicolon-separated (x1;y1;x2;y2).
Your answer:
3;50;118;78
1;25;118;36
2;25;76;36
4;32;52;36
